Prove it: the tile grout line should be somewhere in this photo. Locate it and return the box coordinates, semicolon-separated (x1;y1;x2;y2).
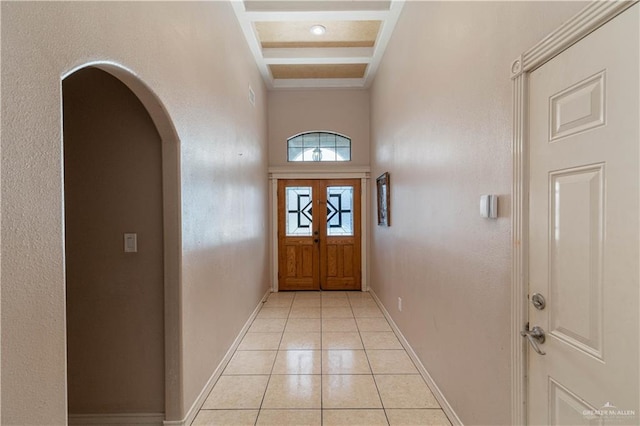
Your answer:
351;295;391;426
320;292;323;425
253;293;292;425
194;292;449;425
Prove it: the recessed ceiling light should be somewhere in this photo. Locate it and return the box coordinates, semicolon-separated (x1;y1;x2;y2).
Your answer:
310;25;326;36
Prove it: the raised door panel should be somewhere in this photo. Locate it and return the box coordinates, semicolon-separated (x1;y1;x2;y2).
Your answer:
549;379;602;426
283;243;314;278
326;245;337;276
324;241;359;290
279;240;317;290
549;165;604;359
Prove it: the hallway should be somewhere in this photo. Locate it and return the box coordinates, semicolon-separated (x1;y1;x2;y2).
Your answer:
193;291;451;425
6;1;624;425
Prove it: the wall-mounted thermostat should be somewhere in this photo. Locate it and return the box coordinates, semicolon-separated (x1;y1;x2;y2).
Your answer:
480;195;498;219
124;233;137;253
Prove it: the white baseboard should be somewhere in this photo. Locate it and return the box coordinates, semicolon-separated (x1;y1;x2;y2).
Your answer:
164;289;271;426
69;413;164;425
369;289;464;426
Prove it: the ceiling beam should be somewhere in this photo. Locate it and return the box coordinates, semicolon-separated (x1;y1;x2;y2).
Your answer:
231;1;274;89
244;10;389;22
244;1;391;13
363;0;405;87
263;47;373;64
272;78;366;89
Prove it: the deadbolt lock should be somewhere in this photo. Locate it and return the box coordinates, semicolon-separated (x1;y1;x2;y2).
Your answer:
531;293;546;310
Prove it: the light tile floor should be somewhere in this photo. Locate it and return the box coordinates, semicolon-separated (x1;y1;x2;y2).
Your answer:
193;291;452;426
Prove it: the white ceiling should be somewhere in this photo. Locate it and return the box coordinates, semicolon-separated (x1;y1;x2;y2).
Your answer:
231;0;405;90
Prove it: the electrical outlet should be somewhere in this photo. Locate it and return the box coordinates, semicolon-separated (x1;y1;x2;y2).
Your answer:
398;297;402;312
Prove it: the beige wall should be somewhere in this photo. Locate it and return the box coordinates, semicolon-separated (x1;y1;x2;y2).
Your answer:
268;89;370;167
370;2;586;424
1;1;268;424
63;68;165;414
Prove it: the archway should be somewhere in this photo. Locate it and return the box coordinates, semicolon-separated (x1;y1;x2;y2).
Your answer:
62;64;181;422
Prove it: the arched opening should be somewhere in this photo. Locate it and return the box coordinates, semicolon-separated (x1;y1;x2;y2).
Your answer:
62;65;181;422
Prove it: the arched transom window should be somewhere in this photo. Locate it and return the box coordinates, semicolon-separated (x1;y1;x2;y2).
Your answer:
287;131;351;162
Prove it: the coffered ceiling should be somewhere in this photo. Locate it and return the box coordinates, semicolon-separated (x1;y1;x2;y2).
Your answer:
231;0;405;90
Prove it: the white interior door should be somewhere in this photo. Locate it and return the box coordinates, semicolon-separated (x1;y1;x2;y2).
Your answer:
528;5;639;425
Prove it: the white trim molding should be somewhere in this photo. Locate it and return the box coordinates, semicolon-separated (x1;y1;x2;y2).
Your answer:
510;1;636;80
509;1;638;425
69;413;165;425
268;167;371;292
369;290;463;426
268;166;371;179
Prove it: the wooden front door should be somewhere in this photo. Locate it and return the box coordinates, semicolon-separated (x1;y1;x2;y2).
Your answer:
278;179;361;291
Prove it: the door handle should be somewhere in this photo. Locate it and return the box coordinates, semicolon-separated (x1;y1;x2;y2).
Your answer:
521;323;546;355
314;239;319;243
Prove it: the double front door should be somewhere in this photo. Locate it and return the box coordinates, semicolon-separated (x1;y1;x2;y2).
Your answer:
278;179;361;291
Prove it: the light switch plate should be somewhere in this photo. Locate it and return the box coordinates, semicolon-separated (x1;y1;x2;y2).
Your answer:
124;233;137;253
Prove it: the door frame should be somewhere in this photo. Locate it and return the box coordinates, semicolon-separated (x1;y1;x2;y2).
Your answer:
269;167;370;292
62;62;183;423
509;1;638;424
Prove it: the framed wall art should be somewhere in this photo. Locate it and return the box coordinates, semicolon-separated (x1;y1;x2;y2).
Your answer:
376;172;390;226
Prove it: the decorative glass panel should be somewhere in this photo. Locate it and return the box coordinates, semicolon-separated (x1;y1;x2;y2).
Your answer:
287;132;351;162
286;187;313;236
327;186;353;236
